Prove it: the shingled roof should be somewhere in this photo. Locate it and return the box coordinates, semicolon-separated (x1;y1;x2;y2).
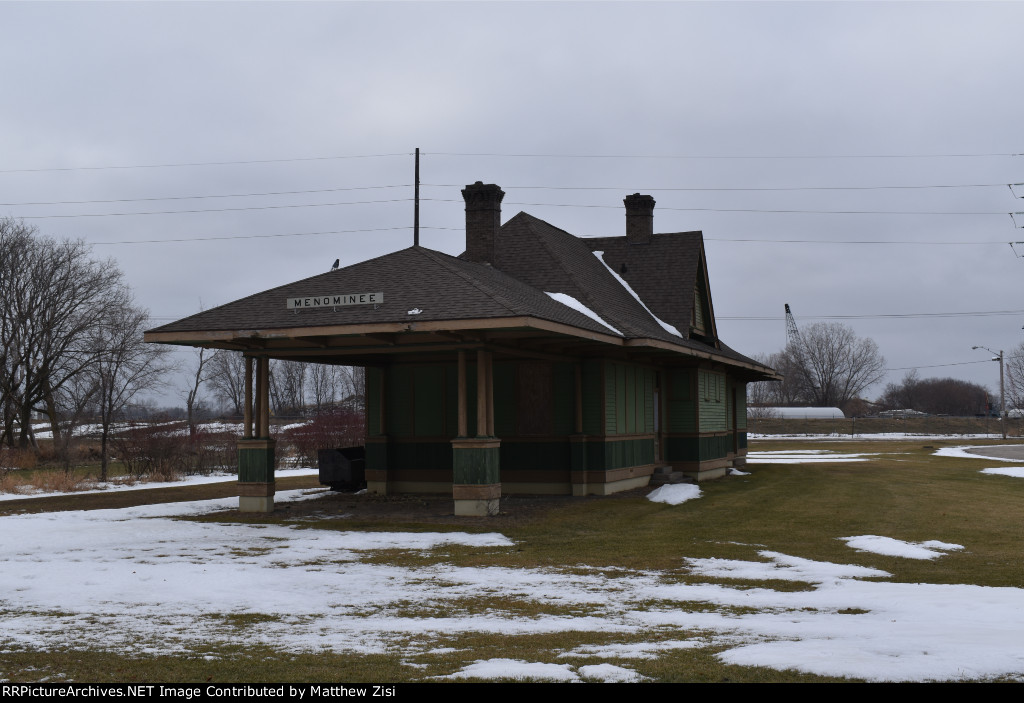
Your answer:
146;184;775;379
148;245;622;340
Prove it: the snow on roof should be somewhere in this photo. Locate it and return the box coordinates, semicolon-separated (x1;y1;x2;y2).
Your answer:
545;291;622;336
592;250;683;338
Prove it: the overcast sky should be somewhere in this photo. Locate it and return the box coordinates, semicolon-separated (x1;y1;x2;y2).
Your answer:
2;1;1022;406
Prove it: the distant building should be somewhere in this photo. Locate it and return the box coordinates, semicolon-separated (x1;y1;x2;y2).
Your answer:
146;183;777;515
766;407;846;419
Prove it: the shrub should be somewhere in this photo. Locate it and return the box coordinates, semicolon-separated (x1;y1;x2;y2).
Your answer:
281;409;365;468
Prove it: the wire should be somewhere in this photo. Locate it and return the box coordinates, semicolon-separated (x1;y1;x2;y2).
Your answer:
427;151;1023;160
887;360;997;371
90;226;457;245
706;237;1010;245
0;184;410;207
721;310;1024;321
428;198;1014;217
0;153;410;174
17;198;415;220
427;182;1014;193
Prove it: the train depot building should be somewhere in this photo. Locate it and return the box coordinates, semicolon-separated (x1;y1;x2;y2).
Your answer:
146;182;777;515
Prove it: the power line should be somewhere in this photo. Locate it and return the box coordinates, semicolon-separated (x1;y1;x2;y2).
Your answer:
0;153;410;175
0;184;410;207
428;198;1015;217
1;149;1017;175
427;151;1023;160
887;360;997;371
721;310;1024;321
16;198;415;220
90;226;456;246
4;180;1005;209
706;237;1010;245
428;182;1014;193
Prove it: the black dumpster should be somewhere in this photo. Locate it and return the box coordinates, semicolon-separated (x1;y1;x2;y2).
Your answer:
317;446;366;491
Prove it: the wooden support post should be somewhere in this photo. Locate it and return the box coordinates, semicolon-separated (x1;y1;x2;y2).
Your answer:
238;355;275;513
258;356;270;438
476;349;487;438
574;362;583;434
485;350;494;437
457;350;467;437
243;356;253;439
453;347;500;516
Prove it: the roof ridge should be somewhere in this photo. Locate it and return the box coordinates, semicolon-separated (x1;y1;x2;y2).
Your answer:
517;216;644;335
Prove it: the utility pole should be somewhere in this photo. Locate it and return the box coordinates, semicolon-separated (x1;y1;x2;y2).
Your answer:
973;345;1006;440
413;147;420;247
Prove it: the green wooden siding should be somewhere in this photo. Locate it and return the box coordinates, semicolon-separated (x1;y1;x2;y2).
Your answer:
698;369;727;432
493;362;515;437
736;382;747;429
413;365;444;437
581;359;603;435
553;363;576;435
585;437;655;470
667;368;696;432
604;361;655;436
366;367;383;436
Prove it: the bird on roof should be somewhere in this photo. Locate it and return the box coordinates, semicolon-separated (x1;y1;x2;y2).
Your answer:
330;258;339;271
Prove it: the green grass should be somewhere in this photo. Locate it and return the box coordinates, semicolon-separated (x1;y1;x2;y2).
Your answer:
2;437;1023;682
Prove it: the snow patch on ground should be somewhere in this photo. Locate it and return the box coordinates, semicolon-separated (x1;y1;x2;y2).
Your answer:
577;663;649;682
933;445;1024;462
747;450;872;464
981;467;1024;478
647;484;701;505
0;467;320;501
840;536;964;560
441;659;580;681
3;497;1024;682
560;640;703;659
686;550;891;583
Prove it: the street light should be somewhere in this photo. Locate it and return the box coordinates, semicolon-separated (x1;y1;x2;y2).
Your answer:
972;345;1006;440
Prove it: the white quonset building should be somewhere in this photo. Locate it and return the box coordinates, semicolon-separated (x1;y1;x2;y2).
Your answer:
765;407;846;419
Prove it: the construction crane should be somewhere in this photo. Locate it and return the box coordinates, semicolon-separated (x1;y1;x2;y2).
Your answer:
784;303;802;347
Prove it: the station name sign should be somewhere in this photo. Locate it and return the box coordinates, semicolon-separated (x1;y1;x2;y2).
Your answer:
287;292;384;309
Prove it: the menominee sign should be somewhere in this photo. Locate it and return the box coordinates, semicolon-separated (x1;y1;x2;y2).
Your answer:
287;292;383;309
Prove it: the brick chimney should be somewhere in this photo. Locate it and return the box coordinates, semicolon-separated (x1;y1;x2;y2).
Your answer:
624;193;655;245
462;182;505;264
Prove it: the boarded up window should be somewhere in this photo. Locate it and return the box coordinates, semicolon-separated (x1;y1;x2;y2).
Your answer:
518;362;553;435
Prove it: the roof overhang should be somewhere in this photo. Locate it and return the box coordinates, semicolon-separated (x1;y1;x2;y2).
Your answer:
145;315;778;378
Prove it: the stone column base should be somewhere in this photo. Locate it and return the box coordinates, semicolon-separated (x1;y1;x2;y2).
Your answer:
238;480;275;513
239;496;274;513
452;482;501;517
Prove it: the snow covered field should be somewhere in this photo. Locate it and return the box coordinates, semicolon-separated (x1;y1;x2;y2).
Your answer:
1;445;1023;682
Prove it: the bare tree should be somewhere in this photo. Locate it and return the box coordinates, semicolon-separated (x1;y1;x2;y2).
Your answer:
270;360;307;416
878;372;989;416
207;350;246;416
308;363;339;414
89;299;174;480
183;348;211;438
773;322;886;409
0;218;126;448
1003;342;1024;413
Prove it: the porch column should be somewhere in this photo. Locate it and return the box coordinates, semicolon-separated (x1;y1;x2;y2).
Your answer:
570;361;589;496
237;355;275;513
243;356;253;439
451;348;500;516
